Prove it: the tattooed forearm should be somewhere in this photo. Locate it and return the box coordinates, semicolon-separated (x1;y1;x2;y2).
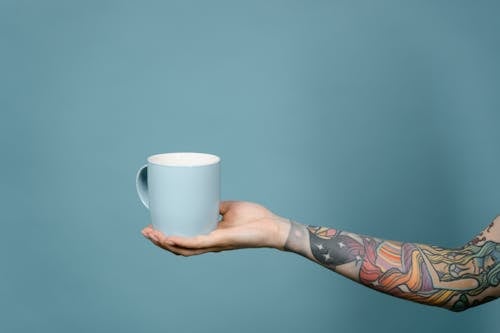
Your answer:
283;217;500;311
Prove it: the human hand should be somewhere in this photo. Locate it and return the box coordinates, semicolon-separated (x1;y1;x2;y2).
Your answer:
141;201;291;256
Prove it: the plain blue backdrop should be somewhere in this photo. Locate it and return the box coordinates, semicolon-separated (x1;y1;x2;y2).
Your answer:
1;0;499;332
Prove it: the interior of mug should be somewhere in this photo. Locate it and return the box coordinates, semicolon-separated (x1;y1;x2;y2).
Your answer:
148;152;220;166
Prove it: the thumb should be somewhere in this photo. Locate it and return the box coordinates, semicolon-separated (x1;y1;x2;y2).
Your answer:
219;200;236;215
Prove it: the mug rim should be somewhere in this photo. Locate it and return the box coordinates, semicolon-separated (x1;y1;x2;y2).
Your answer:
147;152;220;167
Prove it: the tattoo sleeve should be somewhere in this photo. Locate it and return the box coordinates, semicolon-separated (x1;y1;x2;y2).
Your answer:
284;218;500;311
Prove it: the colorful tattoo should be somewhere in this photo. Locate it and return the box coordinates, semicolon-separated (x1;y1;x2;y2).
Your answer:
285;219;500;311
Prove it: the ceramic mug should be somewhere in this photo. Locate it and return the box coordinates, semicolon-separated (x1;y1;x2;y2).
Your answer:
136;152;220;237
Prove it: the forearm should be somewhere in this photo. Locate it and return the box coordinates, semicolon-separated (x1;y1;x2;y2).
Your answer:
280;219;499;312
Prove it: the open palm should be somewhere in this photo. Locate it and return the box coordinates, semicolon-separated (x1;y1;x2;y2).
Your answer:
142;201;289;256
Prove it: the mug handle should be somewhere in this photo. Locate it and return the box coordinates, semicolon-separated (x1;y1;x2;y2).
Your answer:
136;164;149;209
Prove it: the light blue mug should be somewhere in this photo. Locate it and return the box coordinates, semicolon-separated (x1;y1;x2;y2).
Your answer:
136;152;220;237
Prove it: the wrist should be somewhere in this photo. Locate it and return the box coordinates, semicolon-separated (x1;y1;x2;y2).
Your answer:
268;216;292;250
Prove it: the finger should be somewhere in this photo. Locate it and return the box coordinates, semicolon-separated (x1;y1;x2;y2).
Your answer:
146;235;225;256
166;246;225;257
164;231;228;249
145;233;162;247
142;225;153;233
219;201;236;215
141;224;153;236
147;229;193;248
216;219;232;229
148;229;175;246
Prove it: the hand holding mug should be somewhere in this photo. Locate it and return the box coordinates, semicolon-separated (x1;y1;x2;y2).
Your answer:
141;201;291;256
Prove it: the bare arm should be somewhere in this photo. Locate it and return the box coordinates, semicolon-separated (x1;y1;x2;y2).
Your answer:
142;201;500;312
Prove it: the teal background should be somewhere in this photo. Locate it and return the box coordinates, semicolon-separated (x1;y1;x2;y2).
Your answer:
1;0;499;332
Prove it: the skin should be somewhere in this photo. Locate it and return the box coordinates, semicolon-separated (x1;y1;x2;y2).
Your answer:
142;201;500;311
142;201;291;255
